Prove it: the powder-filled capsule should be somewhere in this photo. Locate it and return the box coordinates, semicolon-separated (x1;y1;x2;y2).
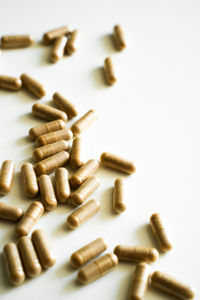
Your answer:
71;110;98;136
113;178;126;214
100;152;136;174
104;57;117;85
0;202;24;222
43;26;71;44
0;75;22;91
38;175;57;211
21;73;46;98
1;35;34;49
53;92;78;119
29;119;66;141
69;137;84;169
50;36;67;63
70;159;99;187
65;30;79;55
0;160;15;195
33;140;70;161
21;162;39;198
55;168;70;203
113;25;126;51
129;263;151;300
32;103;68;122
36;128;73;146
114;245;159;263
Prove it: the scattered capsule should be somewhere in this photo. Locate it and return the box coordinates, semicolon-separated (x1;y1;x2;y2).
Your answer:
69;137;84;169
113;25;126;51
33;140;70;161
38;175;57;211
43;26;71;44
1;35;34;49
113;178;126;214
50;35;67;63
114;245;159;263
104;57;117;85
21;73;46;98
0;202;24;222
53;92;78;119
100;152;136;174
0;75;22;91
65;30;79;55
55;168;70;203
21;162;39;198
70;159;99;187
32;103;68;122
71;110;98;136
129;263;151;300
36;128;73;146
0;160;15;195
29;119;66;141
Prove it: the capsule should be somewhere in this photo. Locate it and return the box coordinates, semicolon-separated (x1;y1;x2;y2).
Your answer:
0;160;15;195
71;237;107;268
151;271;195;300
21;73;46;98
33;140;70;161
113;25;126;51
17;236;42;278
65;30;79;55
129;263;151;300
0;75;22;91
100;152;136;174
66;199;100;229
114;245;159;263
104;57;117;86
31;229;56;269
3;243;25;286
34;151;69;176
150;213;172;252
70;159;99;187
15;202;44;236
32;103;67;122
71;176;100;207
0;202;24;222
1;35;34;49
69;137;84;169
53;92;78;119
38;175;57;211
43;25;71;44
21;163;39;198
29;119;66;141
113;178;126;214
77;253;118;284
55;168;70;203
36;128;73;146
71;110;98;136
50;35;67;63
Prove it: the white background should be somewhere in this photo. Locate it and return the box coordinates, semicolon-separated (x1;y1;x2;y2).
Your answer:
0;0;200;299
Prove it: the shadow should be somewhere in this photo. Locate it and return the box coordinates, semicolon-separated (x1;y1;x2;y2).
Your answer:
54;261;75;278
98;187;114;220
92;67;107;89
18;113;42;127
63;276;83;293
101;34;117;54
116;270;133;300
134;223;158;248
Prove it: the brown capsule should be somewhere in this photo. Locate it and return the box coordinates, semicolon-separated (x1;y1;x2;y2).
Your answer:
36;128;73;146
31;229;56;269
104;57;117;85
100;152;136;174
113;25;126;51
32;102;67;122
55;168;70;203
1;35;34;49
69;137;84;169
70;159;99;187
53;92;78;119
21;162;39;198
38;174;57;211
113;178;126;214
29;119;66;141
0;75;22;91
65;30;79;55
66;199;100;229
71;237;107;268
50;35;67;63
77;253;118;284
71;110;98;136
0;160;15;195
21;73;46;98
0;202;24;222
129;263;151;300
15;202;44;236
114;245;159;263
33;140;70;161
43;26;71;44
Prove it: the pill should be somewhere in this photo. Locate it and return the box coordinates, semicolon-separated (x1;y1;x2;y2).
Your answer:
69;137;84;169
33;140;70;161
38;174;57;211
36;128;73;146
114;245;159;263
129;263;151;300
151;271;195;300
113;178;126;214
104;57;117;85
32;102;67;122
66;199;100;229
43;26;71;44
100;152;136;174
29;119;66;141
70;159;99;187
77;253;118;284
15;201;44;236
0;160;15;195
0;202;24;222
71;110;98;136
65;30;79;55
1;35;34;49
34;151;69;176
17;236;42;278
0;75;22;91
32;229;56;269
71;176;100;207
71;237;107;268
150;213;172;252
21;162;39;198
50;35;67;63
55;168;70;203
113;25;126;51
53;92;78;119
3;243;25;285
21;73;46;98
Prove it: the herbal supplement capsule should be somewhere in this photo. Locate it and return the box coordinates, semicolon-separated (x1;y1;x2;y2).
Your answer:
32;103;67;122
113;25;126;51
66;199;100;229
71;176;100;207
69;137;84;169
33;140;70;161
65;30;79;55
1;35;34;49
0;202;24;222
21;163;39;198
21;73;46;98
100;152;136;174
150;213;172;252
55;168;70;203
3;243;25;286
71;237;107;268
151;271;195;300
50;35;67;63
104;57;117;85
113;178;126;214
114;245;159;263
71;110;98;136
53;92;78;119
18;236;42;278
0;75;22;91
36;128;73;146
34;151;69;176
129;263;151;300
15;202;44;236
29;119;66;141
38;174;57;211
32;229;56;269
77;253;118;284
43;26;70;44
70;159;99;187
0;160;15;195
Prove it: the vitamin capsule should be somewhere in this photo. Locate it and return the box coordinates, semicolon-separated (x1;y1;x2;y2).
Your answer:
0;160;15;195
104;57;117;85
66;199;100;229
77;253;118;284
69;137;84;169
17;236;42;278
113;178;126;214
150;213;172;252
129;263;151;300
0;75;22;91
29;119;66;141
71;237;107;268
1;35;34;49
3;243;25;286
71;110;98;136
0;202;24;222
34;151;69;176
71;176;100;207
21;163;39;198
50;35;67;63
70;159;99;187
43;26;71;44
151;271;195;300
114;245;159;263
38;175;57;211
36;128;73;146
32;103;67;122
55;168;70;203
113;25;126;51
65;30;79;55
32;229;56;269
53;92;78;119
21;73;46;98
33;140;70;161
100;152;136;174
15;202;44;236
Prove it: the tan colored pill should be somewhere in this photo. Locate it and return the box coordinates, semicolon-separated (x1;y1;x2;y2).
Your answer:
113;178;126;214
55;168;70;203
21;162;39;198
100;152;136;174
3;242;25;286
65;30;79;55
29;119;66;141
77;253;118;284
104;57;117;85
53;92;78;119
32;229;56;269
32;102;67;122
0;160;15;195
71;110;98;136
71;237;107;268
69;137;84;169
17;236;42;278
113;25;126;51
33;140;70;161
1;35;34;49
43;26;71;44
114;245;159;263
38;174;57;211
71;176;100;207
66;199;100;229
15;201;44;236
21;73;46;98
36;128;73;146
70;159;99;187
0;202;24;222
129;263;151;300
50;35;67;63
0;75;22;91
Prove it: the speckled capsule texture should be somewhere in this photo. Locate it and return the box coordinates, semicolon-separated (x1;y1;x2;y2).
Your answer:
70;159;99;187
29;119;66;141
113;25;126;51
0;75;22;91
65;30;79;55
104;57;117;85
1;35;34;49
43;26;71;44
33;140;70;161
100;152;136;174
69;137;84;169
50;35;67;63
55;168;70;203
0;202;24;222
113;178;126;214
21;73;46;98
21;162;39;198
32;103;68;122
129;263;151;300
53;92;78;119
38;175;57;211
0;160;15;195
36;128;73;146
114;245;159;263
71;110;98;136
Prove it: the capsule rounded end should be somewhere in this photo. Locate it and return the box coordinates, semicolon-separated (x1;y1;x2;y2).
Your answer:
34;162;46;176
66;214;80;229
70;253;83;268
113;202;127;214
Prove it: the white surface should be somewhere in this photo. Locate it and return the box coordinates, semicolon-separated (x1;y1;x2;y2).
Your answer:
0;0;200;299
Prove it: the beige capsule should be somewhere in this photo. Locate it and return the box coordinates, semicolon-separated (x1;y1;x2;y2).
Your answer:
1;35;34;49
0;160;15;195
32;102;67;122
21;163;39;198
114;245;159;263
50;35;67;63
104;57;117;85
0;75;22;91
113;25;126;51
21;73;46;98
0;202;24;222
38;175;57;211
71;110;98;136
36;128;73;146
100;152;136;174
33;140;70;161
29;119;66;141
70;159;99;187
113;178;126;214
53;92;78;119
43;25;71;44
65;30;79;55
129;263;151;300
55;168;70;203
69;137;84;169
